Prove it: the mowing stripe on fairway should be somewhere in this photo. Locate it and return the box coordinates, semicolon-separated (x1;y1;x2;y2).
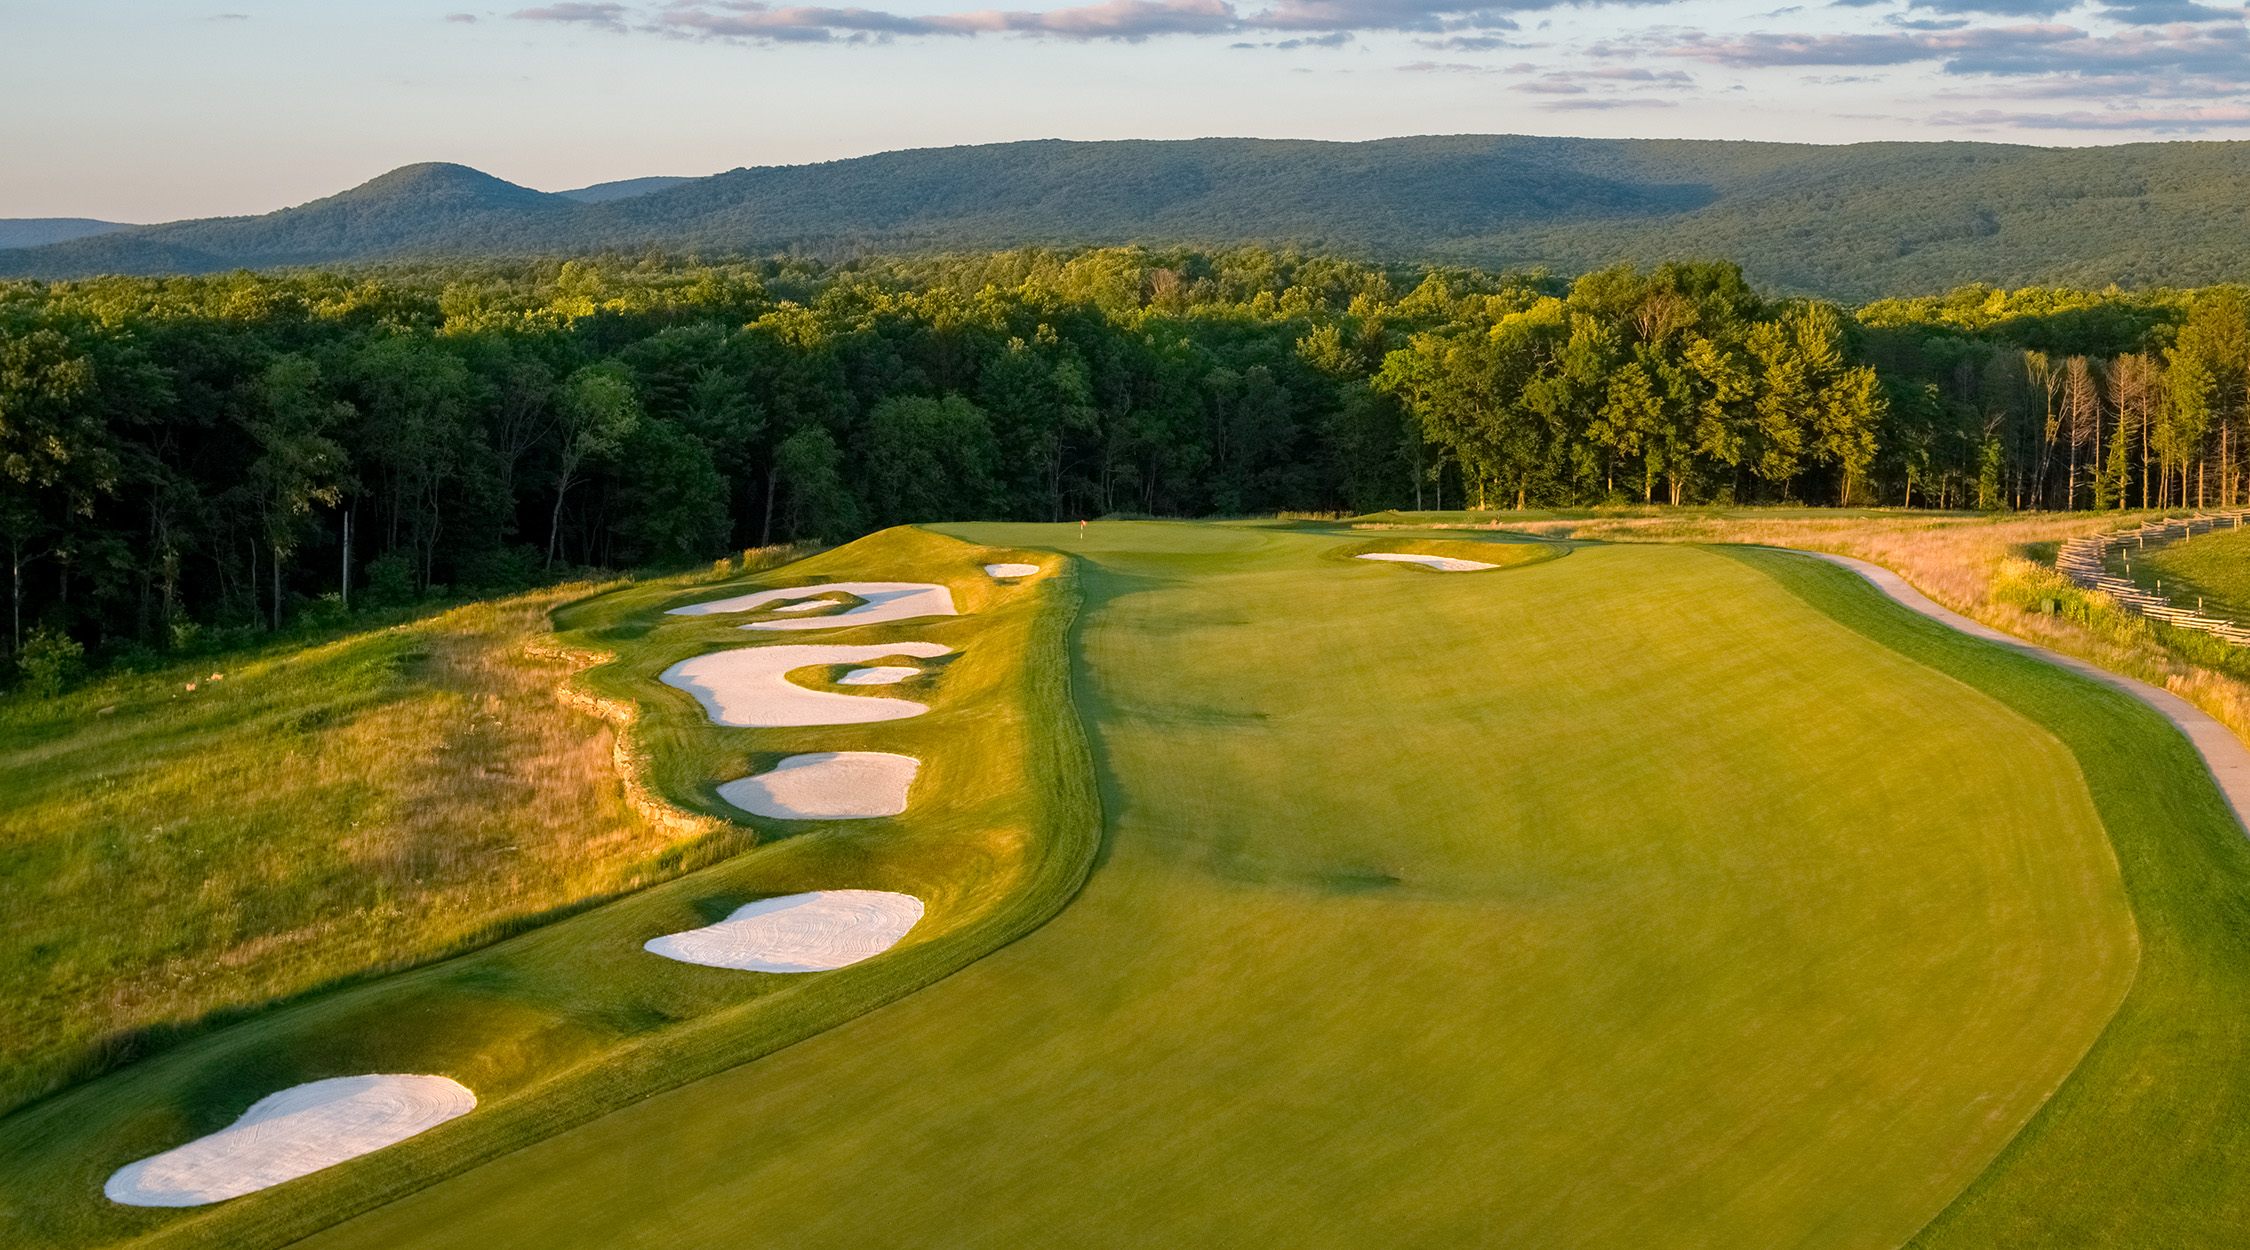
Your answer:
288;524;2139;1250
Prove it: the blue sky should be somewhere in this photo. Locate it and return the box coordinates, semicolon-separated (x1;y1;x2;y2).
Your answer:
6;0;2247;221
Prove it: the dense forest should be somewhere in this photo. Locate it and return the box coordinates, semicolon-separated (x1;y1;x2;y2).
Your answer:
14;137;2250;298
1;246;2243;683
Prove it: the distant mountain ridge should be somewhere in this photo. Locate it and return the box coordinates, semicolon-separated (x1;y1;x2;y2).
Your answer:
8;135;2250;299
556;176;695;203
0;218;136;250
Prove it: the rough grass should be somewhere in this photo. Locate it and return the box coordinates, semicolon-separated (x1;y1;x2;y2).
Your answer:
0;527;1096;1250
1726;548;2250;1248
0;587;686;1118
292;523;2140;1250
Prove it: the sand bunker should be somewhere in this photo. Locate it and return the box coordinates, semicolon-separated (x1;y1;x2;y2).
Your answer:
771;599;835;613
661;643;954;727
645;890;925;971
1357;552;1499;572
984;563;1039;579
667;583;957;631
717;752;920;819
836;666;919;685
104;1075;475;1207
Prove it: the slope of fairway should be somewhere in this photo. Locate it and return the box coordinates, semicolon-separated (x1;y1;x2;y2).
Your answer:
298;524;2135;1250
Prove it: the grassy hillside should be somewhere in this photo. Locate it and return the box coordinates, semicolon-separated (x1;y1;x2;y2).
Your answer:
2119;525;2250;625
0;587;691;1118
0;527;1098;1250
10;137;2250;297
292;524;2146;1249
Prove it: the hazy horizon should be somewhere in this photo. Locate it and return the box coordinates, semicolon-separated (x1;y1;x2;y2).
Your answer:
18;127;2249;232
10;0;2248;222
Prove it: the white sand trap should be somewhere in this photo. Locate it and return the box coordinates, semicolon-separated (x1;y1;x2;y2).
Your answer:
104;1075;475;1207
985;563;1039;579
661;643;954;727
835;665;919;685
770;599;835;613
645;890;924;971
717;752;919;819
666;583;957;631
1357;552;1499;572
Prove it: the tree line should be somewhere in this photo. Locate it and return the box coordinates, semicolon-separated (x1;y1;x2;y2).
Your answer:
1860;285;2247;511
0;247;2237;675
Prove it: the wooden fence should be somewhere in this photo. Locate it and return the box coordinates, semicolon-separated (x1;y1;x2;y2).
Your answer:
2056;511;2250;647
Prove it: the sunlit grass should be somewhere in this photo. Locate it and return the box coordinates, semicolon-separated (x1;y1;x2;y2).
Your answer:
1407;508;2250;749
292;525;2144;1250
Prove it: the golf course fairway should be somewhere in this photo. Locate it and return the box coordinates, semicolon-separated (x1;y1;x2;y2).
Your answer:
290;523;2151;1250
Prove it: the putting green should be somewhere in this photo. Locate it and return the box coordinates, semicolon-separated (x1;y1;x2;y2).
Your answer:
296;523;2138;1249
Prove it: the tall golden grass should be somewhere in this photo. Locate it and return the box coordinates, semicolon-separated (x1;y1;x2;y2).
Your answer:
0;582;762;1114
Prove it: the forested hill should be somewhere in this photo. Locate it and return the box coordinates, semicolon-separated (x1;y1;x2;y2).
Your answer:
9;136;2250;299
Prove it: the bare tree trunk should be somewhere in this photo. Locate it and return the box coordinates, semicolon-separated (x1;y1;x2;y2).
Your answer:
2088;384;2106;510
760;464;779;547
2220;423;2230;507
423;481;443;591
546;474;573;568
1046;437;1063;523
2142;389;2152;509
